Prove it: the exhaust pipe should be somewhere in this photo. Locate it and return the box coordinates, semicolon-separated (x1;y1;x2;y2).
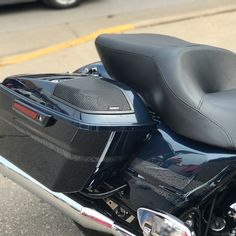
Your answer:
0;155;136;236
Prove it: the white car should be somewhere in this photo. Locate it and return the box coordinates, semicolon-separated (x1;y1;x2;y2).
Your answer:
0;0;82;9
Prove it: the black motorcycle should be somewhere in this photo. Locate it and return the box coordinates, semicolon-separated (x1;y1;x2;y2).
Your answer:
1;33;236;236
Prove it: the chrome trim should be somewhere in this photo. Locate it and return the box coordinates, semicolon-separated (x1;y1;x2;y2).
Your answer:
137;208;192;236
228;202;236;220
0;155;136;236
96;131;115;169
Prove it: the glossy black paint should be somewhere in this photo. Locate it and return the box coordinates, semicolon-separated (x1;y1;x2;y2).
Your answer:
68;121;236;235
81;62;236;214
1;62;236;235
117;124;236;218
83;62;236;217
0;73;154;192
70;63;236;232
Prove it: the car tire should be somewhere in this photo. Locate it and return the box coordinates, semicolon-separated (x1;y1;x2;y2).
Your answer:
42;0;82;9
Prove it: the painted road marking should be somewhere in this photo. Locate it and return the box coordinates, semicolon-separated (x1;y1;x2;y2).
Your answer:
0;24;135;67
0;4;235;67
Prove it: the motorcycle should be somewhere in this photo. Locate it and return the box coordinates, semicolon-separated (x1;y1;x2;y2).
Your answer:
1;33;236;236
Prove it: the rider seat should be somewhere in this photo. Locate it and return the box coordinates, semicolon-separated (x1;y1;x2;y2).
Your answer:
96;34;236;150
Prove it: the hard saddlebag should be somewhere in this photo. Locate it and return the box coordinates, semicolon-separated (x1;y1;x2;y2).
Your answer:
0;74;154;192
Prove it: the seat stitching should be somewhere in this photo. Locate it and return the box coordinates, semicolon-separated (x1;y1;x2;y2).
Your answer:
197;94;205;110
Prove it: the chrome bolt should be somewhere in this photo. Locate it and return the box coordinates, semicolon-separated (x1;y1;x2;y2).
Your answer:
38;115;44;122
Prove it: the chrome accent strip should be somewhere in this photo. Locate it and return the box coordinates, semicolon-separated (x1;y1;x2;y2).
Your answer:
96;131;115;169
0;155;135;236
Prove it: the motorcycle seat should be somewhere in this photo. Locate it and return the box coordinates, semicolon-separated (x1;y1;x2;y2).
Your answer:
96;34;236;150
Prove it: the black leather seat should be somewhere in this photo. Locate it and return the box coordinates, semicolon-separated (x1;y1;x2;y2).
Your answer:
96;34;236;150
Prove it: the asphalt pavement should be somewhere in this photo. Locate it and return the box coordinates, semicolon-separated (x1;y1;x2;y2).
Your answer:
1;0;236;235
0;0;223;32
0;177;84;236
0;0;234;57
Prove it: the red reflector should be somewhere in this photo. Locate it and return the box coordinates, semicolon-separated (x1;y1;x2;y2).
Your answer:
13;102;38;120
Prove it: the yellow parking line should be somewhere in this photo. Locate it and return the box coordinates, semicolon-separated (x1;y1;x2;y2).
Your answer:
2;4;236;67
0;23;135;67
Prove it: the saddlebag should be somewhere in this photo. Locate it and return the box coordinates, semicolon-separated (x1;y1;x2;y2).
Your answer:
0;74;154;192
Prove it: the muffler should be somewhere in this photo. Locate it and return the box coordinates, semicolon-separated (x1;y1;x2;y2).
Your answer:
0;155;136;236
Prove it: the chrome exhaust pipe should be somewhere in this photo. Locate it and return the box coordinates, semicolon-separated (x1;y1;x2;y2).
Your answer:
0;155;136;236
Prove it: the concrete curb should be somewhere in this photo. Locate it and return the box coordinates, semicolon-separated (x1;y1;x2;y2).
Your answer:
1;4;236;67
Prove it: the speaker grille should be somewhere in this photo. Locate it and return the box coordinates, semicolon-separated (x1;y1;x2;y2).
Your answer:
53;78;131;114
